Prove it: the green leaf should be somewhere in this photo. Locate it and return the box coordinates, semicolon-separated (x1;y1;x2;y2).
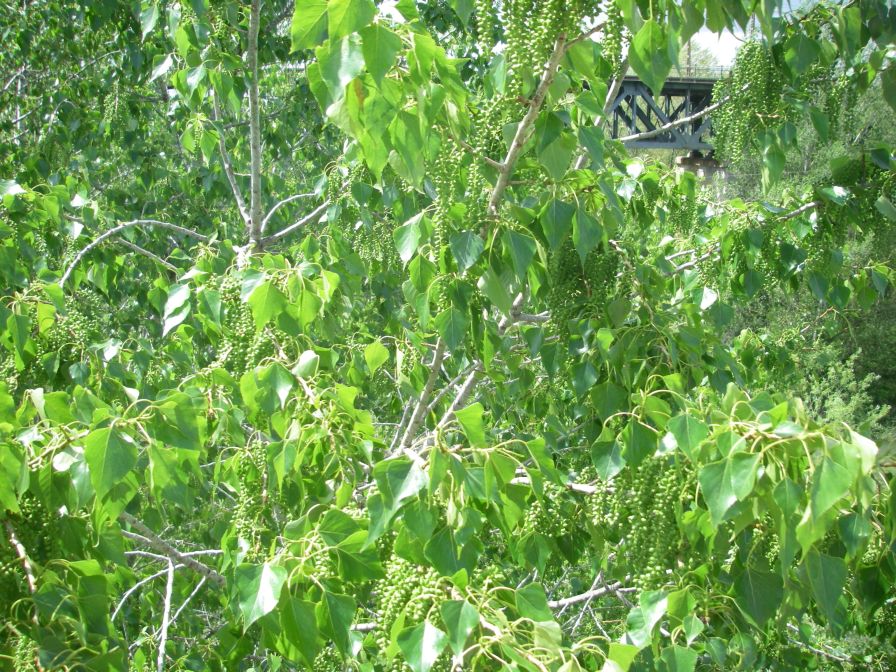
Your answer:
397;621;448;672
440;600;479;655
577;126;604;168
328;0;376;40
624;590;668;649
620;420;656;468
316;591;355;655
280;597;320;667
294;350;320;378
364;340;389;373
659;646;698;672
454;403;485;447
628;20;675;96
540;199;575;250
572;207;602;264
450;231;484;273
140;3;160;40
317;35;365;100
667;414;708;460
810;455;853;519
515;583;554;622
882;68;896;115
805;550;846;627
373;457;427;524
784;34;821;74
83;428;137;499
733;569;782;627
477;268;513;315
394;213;425;263
434;307;468;350
875;195;896;222
360;24;401;85
698;460;736;527
248;280;288;330
503;230;537;280
290;0;328;50
0;179;26;196
235;562;287;628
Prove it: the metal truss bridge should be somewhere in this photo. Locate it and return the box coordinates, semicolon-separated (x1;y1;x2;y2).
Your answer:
608;69;726;152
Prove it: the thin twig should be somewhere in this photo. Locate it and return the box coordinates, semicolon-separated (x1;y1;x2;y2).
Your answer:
260;201;330;246
212;92;251;227
59;220;212;286
169;576;207;627
119;512;226;587
116;239;177;273
425;361;480;415
261;192;315;232
112;564;186;621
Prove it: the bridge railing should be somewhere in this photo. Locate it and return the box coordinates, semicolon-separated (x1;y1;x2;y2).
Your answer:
668;65;731;80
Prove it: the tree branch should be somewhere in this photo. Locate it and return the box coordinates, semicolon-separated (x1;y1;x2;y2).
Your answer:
212;93;251;227
169;576;207;627
3;520;37;594
779;200;821;220
436;364;480;429
247;0;263;247
488;35;570;216
397;338;447;454
156;559;175;672
546;581;634;609
118;512;226;587
116;239;177;273
260;200;330;246
112;564;185;621
59;220;211;286
261;192;315;233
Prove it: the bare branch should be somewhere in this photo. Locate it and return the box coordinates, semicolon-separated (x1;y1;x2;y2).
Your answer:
425;361;481;415
112;564;186;621
212;92;251;226
779;200;821;220
437;365;481;429
116;239;177;273
157;559;175;672
546;581;634;609
119;512;226;587
455;136;504;170
3;520;37;594
261;192;315;232
260;201;330;246
169;576;207;627
247;0;264;247
59;220;212;286
488;35;570;216
396;338;447;454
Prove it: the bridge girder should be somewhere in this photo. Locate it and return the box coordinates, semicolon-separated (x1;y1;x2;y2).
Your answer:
609;76;716;151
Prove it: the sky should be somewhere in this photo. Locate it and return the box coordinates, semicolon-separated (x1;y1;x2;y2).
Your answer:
692;27;744;67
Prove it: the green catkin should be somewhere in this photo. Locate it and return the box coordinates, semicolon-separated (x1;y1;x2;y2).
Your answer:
711;41;785;163
233;439;266;561
602;0;626;77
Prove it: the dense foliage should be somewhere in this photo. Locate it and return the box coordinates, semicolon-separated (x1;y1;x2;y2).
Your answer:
1;0;896;671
